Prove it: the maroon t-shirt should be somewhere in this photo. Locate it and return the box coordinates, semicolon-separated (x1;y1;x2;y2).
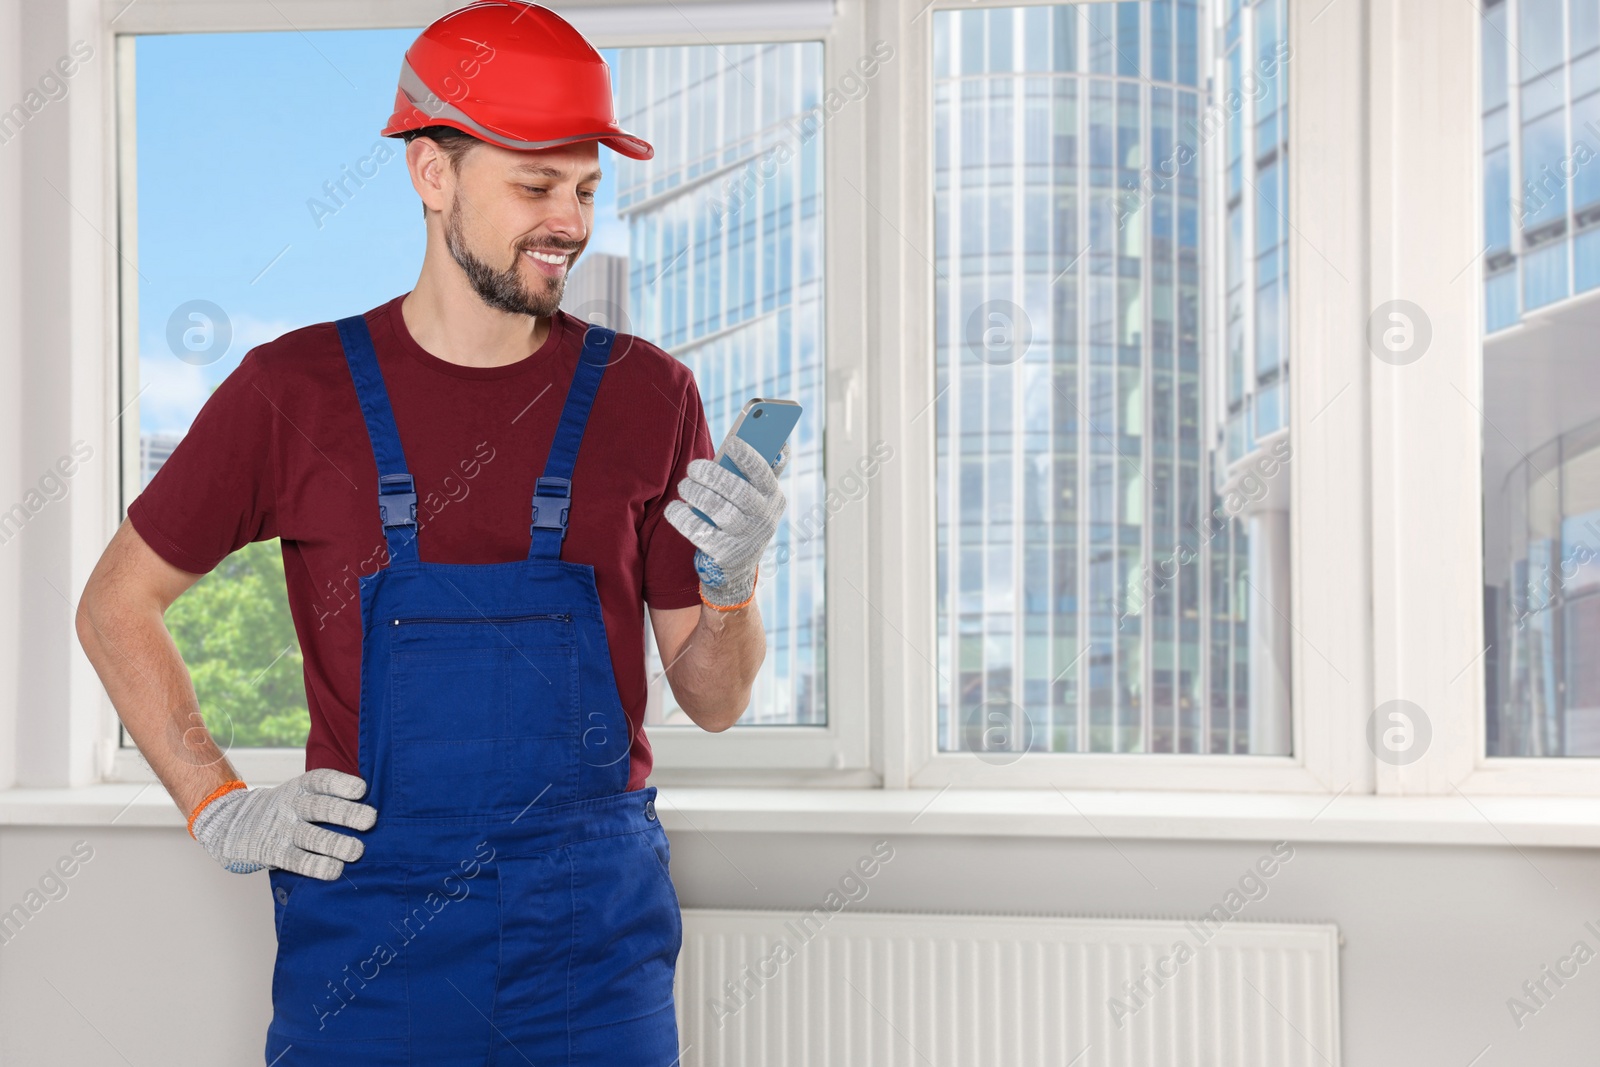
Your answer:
128;294;713;790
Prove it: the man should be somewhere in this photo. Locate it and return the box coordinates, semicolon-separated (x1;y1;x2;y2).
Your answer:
73;3;788;1063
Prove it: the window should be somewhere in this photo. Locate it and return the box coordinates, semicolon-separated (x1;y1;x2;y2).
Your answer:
116;22;849;779
76;0;1600;803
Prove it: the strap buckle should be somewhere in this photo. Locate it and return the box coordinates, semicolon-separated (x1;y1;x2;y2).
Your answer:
530;475;572;536
378;473;418;528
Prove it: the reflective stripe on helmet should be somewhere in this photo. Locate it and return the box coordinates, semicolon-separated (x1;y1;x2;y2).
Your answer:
394;59;646;156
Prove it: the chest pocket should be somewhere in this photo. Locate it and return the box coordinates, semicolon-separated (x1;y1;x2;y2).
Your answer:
386;615;580;819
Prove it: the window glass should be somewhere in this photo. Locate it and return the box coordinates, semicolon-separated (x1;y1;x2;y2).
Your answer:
1482;0;1600;754
933;0;1292;758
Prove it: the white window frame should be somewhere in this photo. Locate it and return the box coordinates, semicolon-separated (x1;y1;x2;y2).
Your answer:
1365;0;1490;801
886;0;1373;793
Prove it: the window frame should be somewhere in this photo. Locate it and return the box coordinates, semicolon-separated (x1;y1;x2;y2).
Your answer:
890;0;1370;793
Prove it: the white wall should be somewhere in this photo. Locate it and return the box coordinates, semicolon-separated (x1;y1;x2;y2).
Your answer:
3;822;1600;1064
0;0;26;797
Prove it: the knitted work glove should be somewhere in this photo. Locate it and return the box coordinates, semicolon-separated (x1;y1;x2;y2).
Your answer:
664;435;790;608
190;769;377;880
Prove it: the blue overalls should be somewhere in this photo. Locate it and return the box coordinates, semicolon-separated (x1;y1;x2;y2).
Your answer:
263;315;683;1065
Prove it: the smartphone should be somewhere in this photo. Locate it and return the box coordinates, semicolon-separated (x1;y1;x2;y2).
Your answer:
690;398;802;527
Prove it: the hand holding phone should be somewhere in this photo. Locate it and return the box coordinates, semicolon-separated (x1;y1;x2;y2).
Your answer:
664;397;802;609
689;398;802;528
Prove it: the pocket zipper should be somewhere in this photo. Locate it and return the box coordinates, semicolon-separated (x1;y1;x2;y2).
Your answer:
390;612;572;626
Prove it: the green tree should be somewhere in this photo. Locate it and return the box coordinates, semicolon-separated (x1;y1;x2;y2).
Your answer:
164;537;310;748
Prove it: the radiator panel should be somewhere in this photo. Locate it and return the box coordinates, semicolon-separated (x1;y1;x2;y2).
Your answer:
673;909;1340;1067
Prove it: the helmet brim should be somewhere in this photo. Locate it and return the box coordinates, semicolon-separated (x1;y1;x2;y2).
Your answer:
383;114;654;163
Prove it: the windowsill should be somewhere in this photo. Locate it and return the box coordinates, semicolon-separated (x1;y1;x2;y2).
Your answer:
7;782;1600;847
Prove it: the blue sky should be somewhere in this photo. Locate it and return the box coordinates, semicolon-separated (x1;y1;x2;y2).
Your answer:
136;30;628;433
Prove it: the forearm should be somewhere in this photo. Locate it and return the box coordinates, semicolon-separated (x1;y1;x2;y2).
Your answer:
75;588;240;819
662;600;767;731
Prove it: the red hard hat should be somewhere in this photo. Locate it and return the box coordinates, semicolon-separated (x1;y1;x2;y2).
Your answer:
380;1;653;161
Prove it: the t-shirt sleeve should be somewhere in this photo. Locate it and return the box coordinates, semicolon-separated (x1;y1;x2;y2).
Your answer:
126;348;279;576
641;369;715;608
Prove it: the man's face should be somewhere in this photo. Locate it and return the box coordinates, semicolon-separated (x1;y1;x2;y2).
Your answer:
439;139;600;318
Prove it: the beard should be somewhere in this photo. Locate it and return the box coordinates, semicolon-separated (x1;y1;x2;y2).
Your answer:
443;190;577;319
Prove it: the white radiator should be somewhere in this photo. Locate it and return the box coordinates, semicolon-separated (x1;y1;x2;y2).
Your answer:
673;909;1341;1067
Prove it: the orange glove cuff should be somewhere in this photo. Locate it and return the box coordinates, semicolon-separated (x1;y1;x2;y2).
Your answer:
187;779;247;839
699;565;758;612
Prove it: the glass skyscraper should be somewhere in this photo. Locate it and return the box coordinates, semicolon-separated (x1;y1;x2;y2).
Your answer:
933;0;1291;757
613;43;828;727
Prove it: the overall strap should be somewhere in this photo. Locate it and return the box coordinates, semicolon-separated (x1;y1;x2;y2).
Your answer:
529;324;616;560
335;314;420;568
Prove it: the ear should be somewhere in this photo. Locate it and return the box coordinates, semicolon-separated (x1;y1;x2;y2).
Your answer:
407;137;454;216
